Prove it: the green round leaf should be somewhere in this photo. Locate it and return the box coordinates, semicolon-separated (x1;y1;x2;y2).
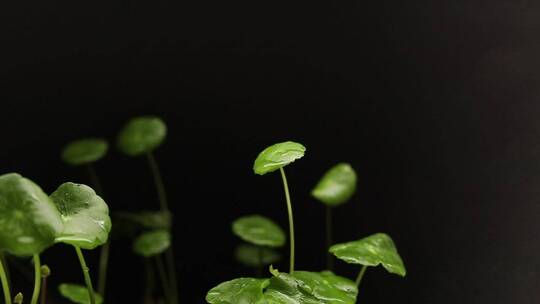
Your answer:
50;183;111;250
61;138;108;166
264;267;358;304
329;233;406;276
117;116;167;156
206;278;269;304
0;173;63;256
133;229;171;257
58;283;103;304
253;141;306;175
115;210;172;229
311;163;357;207
235;244;281;267
232;215;286;247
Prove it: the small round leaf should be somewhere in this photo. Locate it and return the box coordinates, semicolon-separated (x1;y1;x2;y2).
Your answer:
117;116;167;156
50;183;111;250
133;229;171;257
0;173;63;256
253;141;306;175
206;278;269;304
235;244;281;267
61;138;108;166
311;163;357;207
58;283;103;304
329;233;406;276
232;215;286;247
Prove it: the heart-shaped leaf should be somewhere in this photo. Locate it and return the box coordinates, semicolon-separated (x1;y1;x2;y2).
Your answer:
50;183;111;250
264;267;358;304
311;163;357;207
329;233;406;276
58;283;103;304
117;116;167;156
115;210;172;229
133;229;171;257
253;141;306;175
206;278;269;304
235;244;281;267
61;138;108;166
232;215;286;247
0;173;63;256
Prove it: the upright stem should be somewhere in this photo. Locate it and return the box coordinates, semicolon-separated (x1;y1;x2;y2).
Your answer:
355;265;368;287
30;255;41;304
0;254;12;304
155;256;171;304
146;152;178;304
40;277;47;304
279;167;295;273
0;254;11;289
86;165;104;196
74;246;96;304
143;260;156;304
325;206;334;270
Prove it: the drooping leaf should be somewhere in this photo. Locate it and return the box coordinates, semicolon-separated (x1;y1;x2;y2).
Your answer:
50;183;111;250
0;173;63;256
264;267;358;304
206;278;269;304
311;163;357;207
235;244;281;267
115;210;172;229
253;141;306;175
133;229;171;257
116;116;167;156
329;233;406;276
58;283;103;304
61;138;108;166
232;215;286;247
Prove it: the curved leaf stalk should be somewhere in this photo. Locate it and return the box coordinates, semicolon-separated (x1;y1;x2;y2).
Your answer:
146;152;178;304
355;265;368;287
0;253;12;304
30;255;41;304
326;206;334;270
279;167;295;273
74;246;96;304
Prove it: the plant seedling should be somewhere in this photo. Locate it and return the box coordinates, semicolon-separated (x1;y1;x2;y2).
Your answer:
311;163;357;270
61;138;110;297
329;233;406;287
253;141;306;273
59;284;104;304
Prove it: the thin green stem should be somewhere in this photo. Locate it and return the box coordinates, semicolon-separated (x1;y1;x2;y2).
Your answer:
0;253;12;304
279;167;295;273
30;255;41;304
86;165;104;196
0;254;11;289
143;260;156;304
40;277;47;304
155;257;171;304
355;265;368;287
325;206;334;270
74;246;96;304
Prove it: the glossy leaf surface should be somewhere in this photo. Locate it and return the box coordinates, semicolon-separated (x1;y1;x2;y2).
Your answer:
253;141;306;175
311;163;357;207
206;278;269;304
232;215;285;247
329;233;406;276
61;139;108;166
115;210;172;229
235;244;281;267
58;283;103;304
50;183;111;250
133;229;171;257
0;173;62;256
117;116;167;156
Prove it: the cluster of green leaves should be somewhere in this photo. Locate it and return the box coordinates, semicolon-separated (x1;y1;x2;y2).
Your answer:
206;141;406;304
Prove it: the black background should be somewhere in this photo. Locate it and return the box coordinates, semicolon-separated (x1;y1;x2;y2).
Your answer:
1;0;540;303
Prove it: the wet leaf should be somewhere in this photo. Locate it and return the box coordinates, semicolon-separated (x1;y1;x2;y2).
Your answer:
253;141;306;175
232;215;285;247
61;138;108;166
206;278;269;304
117;116;167;156
235;244;281;267
115;210;172;229
329;233;406;276
58;283;103;304
50;183;111;250
311;163;357;207
0;173;63;256
133;229;171;257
